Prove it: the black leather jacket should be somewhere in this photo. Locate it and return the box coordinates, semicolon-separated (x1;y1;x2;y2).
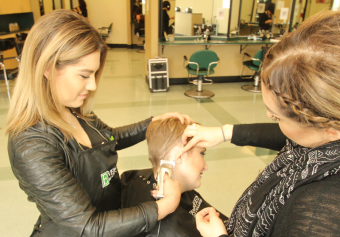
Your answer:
8;114;158;237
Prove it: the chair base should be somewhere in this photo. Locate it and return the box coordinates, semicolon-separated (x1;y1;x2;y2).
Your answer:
184;89;214;99
241;84;262;93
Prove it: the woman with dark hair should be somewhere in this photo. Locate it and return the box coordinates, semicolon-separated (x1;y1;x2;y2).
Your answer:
182;10;340;237
72;0;88;18
259;3;275;31
162;1;174;34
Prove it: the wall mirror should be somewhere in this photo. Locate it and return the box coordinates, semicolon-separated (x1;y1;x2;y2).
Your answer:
238;0;280;36
53;0;63;9
291;0;333;30
160;0;233;38
131;0;146;22
41;0;63;14
238;0;260;36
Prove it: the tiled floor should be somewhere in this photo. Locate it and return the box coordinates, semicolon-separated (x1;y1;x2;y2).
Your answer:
0;48;277;236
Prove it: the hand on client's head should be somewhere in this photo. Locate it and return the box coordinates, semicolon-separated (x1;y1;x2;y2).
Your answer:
181;124;234;155
152;112;193;124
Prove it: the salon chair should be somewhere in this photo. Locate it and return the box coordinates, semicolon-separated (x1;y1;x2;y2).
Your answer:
98;23;113;42
240;48;264;93
0;38;21;101
183;50;219;99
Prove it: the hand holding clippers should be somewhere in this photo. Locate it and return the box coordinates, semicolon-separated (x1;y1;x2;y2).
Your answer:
156;160;175;199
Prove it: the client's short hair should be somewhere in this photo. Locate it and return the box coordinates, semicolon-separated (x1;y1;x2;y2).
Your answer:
146;118;193;173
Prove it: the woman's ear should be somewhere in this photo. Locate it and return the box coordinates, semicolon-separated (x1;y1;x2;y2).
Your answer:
44;67;51;80
44;69;50;79
325;127;340;140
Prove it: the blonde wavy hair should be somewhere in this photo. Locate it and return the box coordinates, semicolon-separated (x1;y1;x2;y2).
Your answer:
262;10;340;130
146;118;194;174
6;10;108;138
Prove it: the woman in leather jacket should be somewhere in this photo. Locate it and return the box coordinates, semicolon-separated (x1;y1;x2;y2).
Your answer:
7;10;189;237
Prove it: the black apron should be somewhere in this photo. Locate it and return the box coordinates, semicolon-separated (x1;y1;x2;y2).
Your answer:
73;140;121;211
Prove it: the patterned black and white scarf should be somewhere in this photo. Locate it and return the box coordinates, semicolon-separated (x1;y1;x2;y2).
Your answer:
227;139;340;237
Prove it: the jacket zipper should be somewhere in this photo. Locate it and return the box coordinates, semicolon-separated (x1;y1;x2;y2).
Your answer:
72;113;109;151
84;119;109;142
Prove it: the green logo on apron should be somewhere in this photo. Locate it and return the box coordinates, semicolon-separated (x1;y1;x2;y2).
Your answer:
101;172;110;188
101;168;117;188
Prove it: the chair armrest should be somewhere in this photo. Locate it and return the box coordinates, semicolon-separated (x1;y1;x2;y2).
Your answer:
187;61;199;75
243;53;251;58
242;53;252;62
207;60;219;76
183;56;188;68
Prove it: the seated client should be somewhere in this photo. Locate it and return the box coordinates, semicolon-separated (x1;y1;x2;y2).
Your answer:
121;118;228;237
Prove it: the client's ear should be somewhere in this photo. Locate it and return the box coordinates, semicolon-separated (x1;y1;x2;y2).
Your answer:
175;154;183;165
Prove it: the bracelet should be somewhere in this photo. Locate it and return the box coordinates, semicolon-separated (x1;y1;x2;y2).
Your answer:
221;126;226;142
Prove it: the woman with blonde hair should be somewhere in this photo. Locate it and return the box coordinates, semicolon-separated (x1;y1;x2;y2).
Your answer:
7;9;189;236
182;10;340;236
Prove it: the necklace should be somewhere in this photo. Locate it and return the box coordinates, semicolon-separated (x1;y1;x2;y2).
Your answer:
69;123;76;128
68;111;76;129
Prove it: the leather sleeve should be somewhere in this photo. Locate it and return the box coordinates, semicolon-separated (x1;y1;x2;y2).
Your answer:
8;134;158;237
94;115;153;150
231;123;286;151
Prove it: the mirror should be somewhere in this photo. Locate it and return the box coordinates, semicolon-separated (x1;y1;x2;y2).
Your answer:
238;0;260;36
291;0;332;30
161;0;232;37
238;1;277;36
212;0;234;36
53;0;63;9
41;0;63;14
131;0;146;37
131;0;146;21
39;0;45;16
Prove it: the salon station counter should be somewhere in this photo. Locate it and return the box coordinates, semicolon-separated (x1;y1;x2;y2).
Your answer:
157;36;279;84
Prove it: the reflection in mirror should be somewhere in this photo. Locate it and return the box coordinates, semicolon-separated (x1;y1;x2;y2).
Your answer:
131;0;146;21
212;0;232;36
161;0;176;36
53;0;63;9
238;1;276;36
291;0;332;30
170;0;231;37
39;0;45;16
42;0;63;14
131;0;146;37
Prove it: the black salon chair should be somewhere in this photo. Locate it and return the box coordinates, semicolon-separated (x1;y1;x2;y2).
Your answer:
240;49;264;93
183;50;219;99
0;38;21;100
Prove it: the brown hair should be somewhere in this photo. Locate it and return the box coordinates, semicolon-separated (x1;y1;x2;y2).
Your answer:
6;10;107;139
146;118;194;173
262;10;340;130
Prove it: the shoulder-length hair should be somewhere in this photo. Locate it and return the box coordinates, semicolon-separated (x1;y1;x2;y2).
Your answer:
262;10;340;130
6;9;108;139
